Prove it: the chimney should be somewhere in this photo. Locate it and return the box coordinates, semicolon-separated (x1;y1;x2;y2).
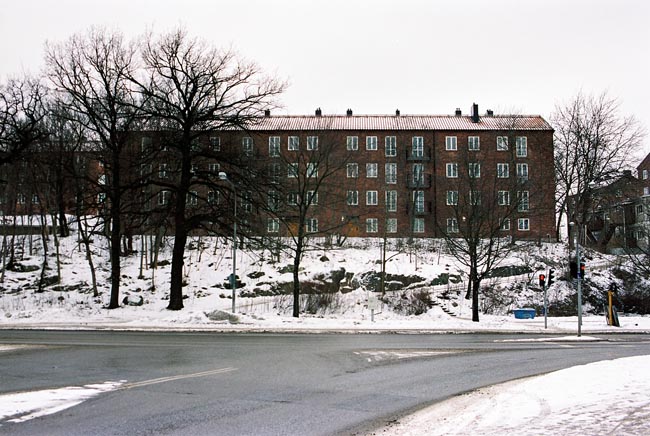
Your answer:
264;109;271;117
395;109;400;116
486;109;494;116
455;108;462;116
346;108;353;116
315;107;322;117
471;103;479;123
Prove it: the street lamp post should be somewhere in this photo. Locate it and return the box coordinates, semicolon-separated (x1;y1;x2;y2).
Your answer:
570;221;582;337
219;172;237;313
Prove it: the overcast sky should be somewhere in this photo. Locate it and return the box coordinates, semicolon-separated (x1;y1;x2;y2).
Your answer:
1;0;648;153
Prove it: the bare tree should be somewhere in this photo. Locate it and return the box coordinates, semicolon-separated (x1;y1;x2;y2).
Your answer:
131;28;285;310
46;27;143;309
552;91;646;241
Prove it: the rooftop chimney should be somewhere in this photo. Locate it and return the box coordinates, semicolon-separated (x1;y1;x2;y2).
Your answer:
346;108;353;116
455;108;462;116
471;103;479;123
486;109;494;116
264;109;271;117
395;109;400;116
315;107;322;117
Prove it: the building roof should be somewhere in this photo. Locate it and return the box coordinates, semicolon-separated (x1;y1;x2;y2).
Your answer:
244;114;554;132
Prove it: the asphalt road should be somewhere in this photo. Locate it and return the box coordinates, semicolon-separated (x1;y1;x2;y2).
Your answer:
1;331;649;435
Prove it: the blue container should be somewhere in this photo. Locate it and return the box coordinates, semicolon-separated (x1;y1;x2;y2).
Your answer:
513;308;536;319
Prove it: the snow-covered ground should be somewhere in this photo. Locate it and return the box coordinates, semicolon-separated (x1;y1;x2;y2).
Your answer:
1;228;649;432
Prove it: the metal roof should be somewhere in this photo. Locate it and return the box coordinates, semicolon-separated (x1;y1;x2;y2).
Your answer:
244;114;553;132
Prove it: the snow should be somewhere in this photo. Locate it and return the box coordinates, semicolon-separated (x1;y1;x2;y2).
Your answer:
1;228;649;431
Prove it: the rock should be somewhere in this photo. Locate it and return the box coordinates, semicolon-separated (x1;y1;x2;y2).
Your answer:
122;295;144;306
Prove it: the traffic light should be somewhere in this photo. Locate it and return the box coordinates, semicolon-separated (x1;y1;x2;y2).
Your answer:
547;269;555;287
580;262;585;279
569;260;578;279
539;274;546;287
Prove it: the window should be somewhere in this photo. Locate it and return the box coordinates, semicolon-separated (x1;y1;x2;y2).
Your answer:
446;163;458;178
347;163;359;178
385;163;397;184
413;191;425;213
470;190;481;205
347;190;359;206
412;137;424;157
501;218;511;231
268;163;281;181
347;136;358;151
210;136;220;151
186;191;198;206
469;162;481;178
366;190;378;206
516;163;529;180
288;136;300;151
98;174;107;185
16;193;26;205
498;190;510;206
306;190;318;205
32;194;39;204
366;136;378;150
645;187;650;196
386;190;397;212
268;190;280;211
159;164;168;179
158;190;171;206
497;136;508;151
267;218;279;233
191;164;199;176
242;137;253;155
386;218;398;233
209;163;220;174
447;218;459;233
288;163;299;178
413;217;425;233
445;136;457;151
242;192;253;213
287;192;299;205
207;190;220;205
446;190;458;206
497;163;509;178
643;169;648;180
141;136;153;154
516;137;528;157
269;136;280;157
468;136;480;151
412;163;424;184
307;163;318;178
306;218;318;233
191;138;201;152
97;193;106;204
366;163;378;178
385;136;397;157
366;218;378;233
288;136;299;151
518;218;530;231
307;136;318;150
517;191;529;211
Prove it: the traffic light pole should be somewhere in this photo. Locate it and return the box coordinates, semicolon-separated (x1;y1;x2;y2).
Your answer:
575;227;583;337
543;282;548;329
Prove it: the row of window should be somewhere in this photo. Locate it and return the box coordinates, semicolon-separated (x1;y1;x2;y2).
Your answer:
0;193;40;205
446;162;529;179
343;162;529;181
145;135;530;157
265;216;532;234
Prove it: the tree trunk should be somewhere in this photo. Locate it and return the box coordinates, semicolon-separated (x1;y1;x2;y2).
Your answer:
292;235;304;318
168;227;187;310
472;277;481;322
107;155;122;309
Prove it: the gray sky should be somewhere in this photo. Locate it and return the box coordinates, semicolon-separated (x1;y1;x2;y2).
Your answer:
1;0;648;153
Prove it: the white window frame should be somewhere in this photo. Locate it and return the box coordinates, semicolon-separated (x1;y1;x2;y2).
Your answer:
386;190;397;212
386;218;398;233
159;164;168;179
517;191;530;211
385;136;397;157
366;163;378;178
498;190;510;206
307;162;318;178
306;190;318;205
501;218;511;231
468;136;480;151
347;190;359;206
516;136;528;157
497;136;508;151
307;136;318;150
347;163;359;178
242;137;253;155
288;163;299;178
366;190;378;206
518;218;530;231
517;163;529;180
186;191;198;206
158;190;171;206
385;163;397;184
207;190;219;205
446;163;458;178
412;137;424;157
366;218;378;233
366;136;378;150
347;136;358;151
413;190;425;213
470;190;481;205
267;218;279;233
269;136;281;157
288;136;299;151
446;190;458;206
210;136;220;151
497;163;509;178
306;218;318;233
413;217;425;233
209;163;220;174
445;136;457;151
643;169;648;180
469;162;481;178
287;192;299;205
447;217;459;233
